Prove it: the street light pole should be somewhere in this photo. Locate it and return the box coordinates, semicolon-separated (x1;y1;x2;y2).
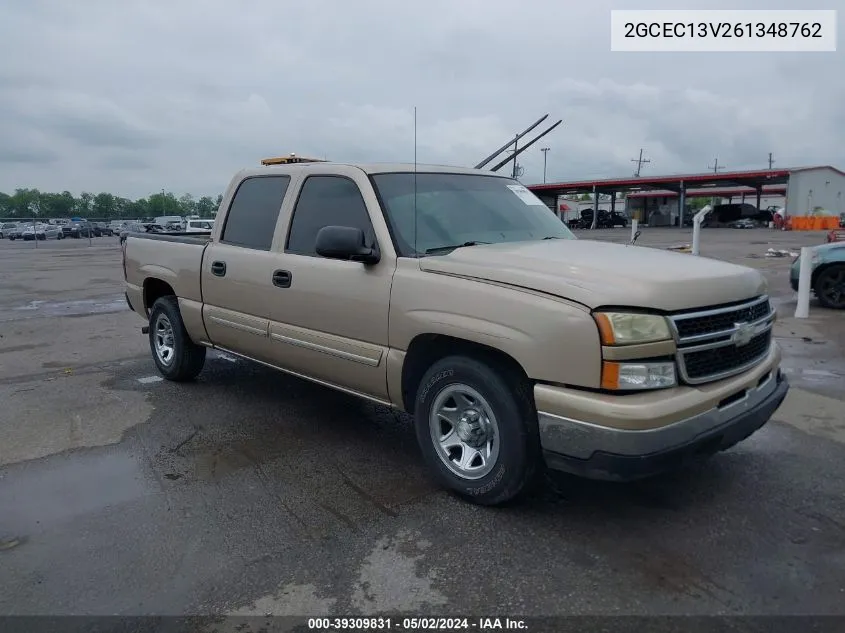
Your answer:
540;147;550;183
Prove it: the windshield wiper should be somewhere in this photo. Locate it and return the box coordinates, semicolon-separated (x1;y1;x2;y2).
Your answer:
424;241;490;255
542;236;562;240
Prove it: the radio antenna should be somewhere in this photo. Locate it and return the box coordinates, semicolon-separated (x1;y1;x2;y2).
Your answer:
413;106;418;257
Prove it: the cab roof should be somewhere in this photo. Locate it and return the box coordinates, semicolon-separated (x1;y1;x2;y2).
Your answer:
244;161;512;179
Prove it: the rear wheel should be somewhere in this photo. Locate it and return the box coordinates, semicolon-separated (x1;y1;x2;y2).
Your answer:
814;264;845;309
414;355;541;505
148;296;206;381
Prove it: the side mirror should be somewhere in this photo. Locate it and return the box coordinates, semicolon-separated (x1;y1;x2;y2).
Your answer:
315;226;379;264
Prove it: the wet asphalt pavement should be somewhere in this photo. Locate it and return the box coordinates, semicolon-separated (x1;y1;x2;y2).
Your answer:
0;231;844;624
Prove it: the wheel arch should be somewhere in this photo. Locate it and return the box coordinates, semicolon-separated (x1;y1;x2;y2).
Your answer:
400;333;530;412
143;278;176;314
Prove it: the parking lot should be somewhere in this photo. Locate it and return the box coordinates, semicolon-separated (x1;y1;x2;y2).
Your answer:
1;229;844;622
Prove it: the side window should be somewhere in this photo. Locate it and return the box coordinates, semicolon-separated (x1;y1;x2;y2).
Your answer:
221;175;290;250
286;176;375;256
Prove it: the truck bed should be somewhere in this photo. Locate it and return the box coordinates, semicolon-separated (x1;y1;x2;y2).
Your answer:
123;232;209;309
125;231;212;246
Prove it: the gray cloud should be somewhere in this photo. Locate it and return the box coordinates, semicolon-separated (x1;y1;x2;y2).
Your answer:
46;114;160;150
0;146;59;165
96;153;153;171
0;0;842;198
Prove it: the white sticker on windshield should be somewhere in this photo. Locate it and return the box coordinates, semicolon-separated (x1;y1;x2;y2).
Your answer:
506;184;545;205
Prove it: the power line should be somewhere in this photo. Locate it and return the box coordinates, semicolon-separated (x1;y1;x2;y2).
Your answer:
631;148;651;177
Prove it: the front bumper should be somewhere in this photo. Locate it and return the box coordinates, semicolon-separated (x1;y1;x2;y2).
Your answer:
538;356;788;481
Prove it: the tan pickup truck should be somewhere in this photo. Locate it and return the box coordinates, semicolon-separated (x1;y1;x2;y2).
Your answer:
123;162;789;505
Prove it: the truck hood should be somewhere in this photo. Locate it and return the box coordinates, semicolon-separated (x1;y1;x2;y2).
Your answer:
419;239;766;311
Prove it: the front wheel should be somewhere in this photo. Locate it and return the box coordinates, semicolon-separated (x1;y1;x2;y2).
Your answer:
414;355;541;505
814;264;845;309
148;296;206;381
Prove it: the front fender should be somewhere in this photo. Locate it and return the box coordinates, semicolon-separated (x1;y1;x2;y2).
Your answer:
389;263;603;389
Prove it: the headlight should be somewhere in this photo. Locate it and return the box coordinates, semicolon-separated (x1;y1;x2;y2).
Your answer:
601;361;677;390
593;312;672;345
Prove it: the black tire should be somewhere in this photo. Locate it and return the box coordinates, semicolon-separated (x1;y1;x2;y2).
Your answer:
414;355;541;506
148;296;206;381
813;264;845;310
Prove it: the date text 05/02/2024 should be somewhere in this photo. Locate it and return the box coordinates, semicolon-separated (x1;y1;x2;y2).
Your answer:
306;617;528;631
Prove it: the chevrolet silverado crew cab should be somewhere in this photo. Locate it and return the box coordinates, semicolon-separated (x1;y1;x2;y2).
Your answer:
123;161;789;505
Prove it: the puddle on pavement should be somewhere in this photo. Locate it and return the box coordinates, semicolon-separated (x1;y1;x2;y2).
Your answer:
0;450;151;533
10;296;127;319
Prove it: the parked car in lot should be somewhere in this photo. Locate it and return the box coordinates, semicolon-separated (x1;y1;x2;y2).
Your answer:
92;222;114;237
22;223;63;240
729;219;757;229
186;219;215;233
0;222;19;239
62;221;96;238
123;161;788;505
575;209;628;229
790;242;845;309
6;224;26;240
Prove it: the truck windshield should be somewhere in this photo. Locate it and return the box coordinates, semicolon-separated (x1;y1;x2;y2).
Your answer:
371;172;576;257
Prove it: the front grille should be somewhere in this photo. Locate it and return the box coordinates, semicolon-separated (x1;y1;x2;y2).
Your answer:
683;331;771;380
669;296;774;384
674;299;771;339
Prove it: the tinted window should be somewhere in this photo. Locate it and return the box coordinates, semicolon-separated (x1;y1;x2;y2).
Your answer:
221;175;290;250
371;172;575;256
286;176;375;256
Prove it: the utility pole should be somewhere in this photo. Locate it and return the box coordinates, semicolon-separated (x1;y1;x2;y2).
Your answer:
707;159;724;207
708;158;724;174
768;152;775;169
511;134;519;179
541;147;550;183
631;148;651;177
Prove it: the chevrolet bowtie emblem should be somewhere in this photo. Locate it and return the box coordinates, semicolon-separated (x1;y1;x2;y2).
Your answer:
732;321;755;346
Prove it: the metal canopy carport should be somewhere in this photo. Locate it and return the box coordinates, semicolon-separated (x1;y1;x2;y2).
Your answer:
527;168;794;228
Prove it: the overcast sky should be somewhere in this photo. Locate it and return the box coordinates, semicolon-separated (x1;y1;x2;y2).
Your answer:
1;0;843;199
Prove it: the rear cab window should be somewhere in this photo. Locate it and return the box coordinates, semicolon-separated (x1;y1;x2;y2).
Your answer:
221;175;291;250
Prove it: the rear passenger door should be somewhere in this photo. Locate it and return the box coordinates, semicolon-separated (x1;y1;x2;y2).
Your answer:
265;172;395;401
201;174;293;363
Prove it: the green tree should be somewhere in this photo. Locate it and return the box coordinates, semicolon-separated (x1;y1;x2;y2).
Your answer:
77;192;94;217
93;193;117;219
148;191;182;217
113;197;132;218
128;198;150;218
9;188;41;218
196;196;217;217
0;192;13;217
0;188;226;220
39;191;76;217
178;193;196;216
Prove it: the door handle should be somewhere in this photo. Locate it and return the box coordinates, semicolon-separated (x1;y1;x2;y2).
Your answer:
211;261;227;277
272;269;292;288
